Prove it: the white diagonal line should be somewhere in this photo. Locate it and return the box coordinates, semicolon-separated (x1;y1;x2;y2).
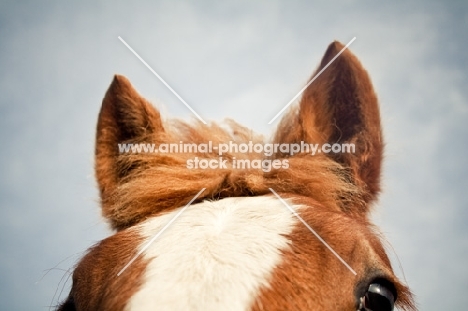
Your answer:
117;188;206;276
268;37;356;124
269;188;357;275
118;36;207;124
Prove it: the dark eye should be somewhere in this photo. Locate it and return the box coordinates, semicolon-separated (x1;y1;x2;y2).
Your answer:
359;283;395;311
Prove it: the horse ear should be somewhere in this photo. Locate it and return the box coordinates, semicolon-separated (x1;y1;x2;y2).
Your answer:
276;41;382;205
95;75;164;211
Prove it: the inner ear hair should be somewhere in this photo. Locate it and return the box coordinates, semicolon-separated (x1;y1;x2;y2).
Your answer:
275;41;383;209
95;75;164;219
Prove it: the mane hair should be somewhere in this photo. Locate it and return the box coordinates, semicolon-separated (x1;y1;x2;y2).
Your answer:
106;111;364;230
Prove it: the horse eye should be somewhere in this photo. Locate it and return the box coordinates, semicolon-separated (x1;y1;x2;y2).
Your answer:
360;283;395;311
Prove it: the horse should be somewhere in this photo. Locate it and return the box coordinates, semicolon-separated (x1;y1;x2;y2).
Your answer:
57;41;415;311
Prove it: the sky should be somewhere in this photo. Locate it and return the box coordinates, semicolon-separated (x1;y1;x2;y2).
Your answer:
0;1;467;310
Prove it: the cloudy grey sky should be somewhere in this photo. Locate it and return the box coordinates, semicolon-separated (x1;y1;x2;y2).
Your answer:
0;1;467;310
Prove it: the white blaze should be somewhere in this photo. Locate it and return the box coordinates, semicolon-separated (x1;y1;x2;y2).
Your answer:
125;196;299;311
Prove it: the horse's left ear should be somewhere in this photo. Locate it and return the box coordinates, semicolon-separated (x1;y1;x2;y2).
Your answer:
276;41;383;206
95;75;164;221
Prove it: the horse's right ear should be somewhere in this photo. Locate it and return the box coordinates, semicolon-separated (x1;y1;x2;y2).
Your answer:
274;42;382;211
95;75;164;211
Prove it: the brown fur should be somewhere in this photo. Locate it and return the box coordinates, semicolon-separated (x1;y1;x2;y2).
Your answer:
58;228;147;310
58;41;415;310
251;196;415;311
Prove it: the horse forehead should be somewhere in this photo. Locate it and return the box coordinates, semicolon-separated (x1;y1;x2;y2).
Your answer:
126;196;300;311
138;196;299;242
